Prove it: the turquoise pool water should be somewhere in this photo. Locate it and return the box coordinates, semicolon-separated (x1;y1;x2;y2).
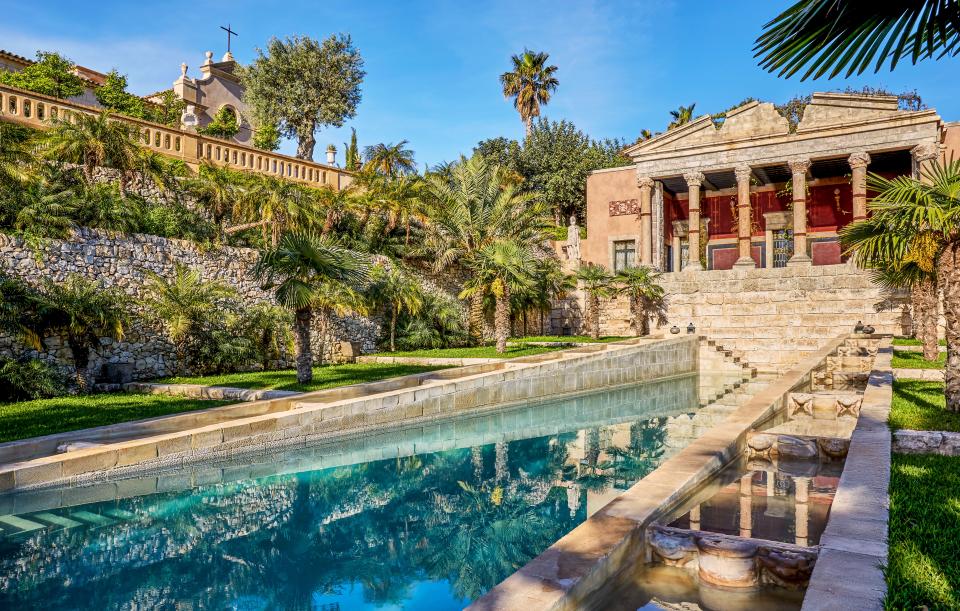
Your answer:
0;374;707;609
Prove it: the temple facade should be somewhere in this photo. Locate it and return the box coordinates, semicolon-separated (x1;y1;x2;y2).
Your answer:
575;92;951;273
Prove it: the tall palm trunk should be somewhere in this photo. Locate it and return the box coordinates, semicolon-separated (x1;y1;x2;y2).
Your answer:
587;293;600;339
524;116;533;139
915;278;940;361
494;283;510;354
67;336;91;392
632;296;651;336
468;293;485;346
939;243;960;411
293;306;314;384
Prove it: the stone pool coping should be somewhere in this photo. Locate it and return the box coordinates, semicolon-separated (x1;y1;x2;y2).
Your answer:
801;339;892;611
356;355;504;366
0;336;686;492
468;334;849;611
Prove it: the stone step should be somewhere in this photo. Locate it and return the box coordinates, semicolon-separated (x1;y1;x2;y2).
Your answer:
0;514;46;534
70;511;115;527
33;512;84;529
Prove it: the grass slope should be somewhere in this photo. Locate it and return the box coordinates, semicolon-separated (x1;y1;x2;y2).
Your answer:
0;393;232;443
890;380;960;433
887;453;960;609
158;363;446;392
891;350;946;370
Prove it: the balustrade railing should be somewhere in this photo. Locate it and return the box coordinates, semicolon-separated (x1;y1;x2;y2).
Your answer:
0;83;352;190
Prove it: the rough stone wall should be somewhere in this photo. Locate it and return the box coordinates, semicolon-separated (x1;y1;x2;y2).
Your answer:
0;229;380;381
555;263;909;372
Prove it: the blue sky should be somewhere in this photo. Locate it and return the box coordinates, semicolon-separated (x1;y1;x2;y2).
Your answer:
4;1;960;167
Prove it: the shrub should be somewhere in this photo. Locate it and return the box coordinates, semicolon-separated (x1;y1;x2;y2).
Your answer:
0;358;65;401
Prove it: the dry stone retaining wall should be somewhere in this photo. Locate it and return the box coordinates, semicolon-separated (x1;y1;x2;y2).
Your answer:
0;229;380;381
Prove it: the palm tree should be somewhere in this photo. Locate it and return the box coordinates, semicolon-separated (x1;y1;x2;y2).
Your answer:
461;241;536;353
841;159;960;410
40;111;139;186
668;104;697;129
0;275;45;352
35;275;127;390
254;232;368;384
186;161;247;230
140;263;238;370
755;1;960;80
421;154;549;345
576;263;614;339
237;176;322;247
0;122;35;191
616;266;667;336
363;141;416;177
499;50;559;138
368;263;424;352
530;257;576;335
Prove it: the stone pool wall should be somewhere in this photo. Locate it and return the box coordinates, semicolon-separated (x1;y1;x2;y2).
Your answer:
0;337;699;491
0;229;380;379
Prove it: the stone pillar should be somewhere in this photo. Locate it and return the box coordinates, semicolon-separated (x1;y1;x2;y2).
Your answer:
683;172;705;271
638;176;655;266
690;503;701;530
912;141;939;178
848;151;871;223
739;473;753;538
787;158;812;266
671;220;688;273
734;164;755;268
795;476;810;547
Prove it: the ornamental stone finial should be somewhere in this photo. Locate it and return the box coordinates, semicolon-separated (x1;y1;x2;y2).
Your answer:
180;62;188;77
637;175;655;189
734;164;752;182
912;142;939;163
683;171;704;187
787;158;811;174
848;151;871;169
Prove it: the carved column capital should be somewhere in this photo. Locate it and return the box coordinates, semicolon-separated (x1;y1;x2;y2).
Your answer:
848;151;871;170
637;175;655;189
787;158;811;175
683;171;704;188
734;164;752;183
912;141;939;163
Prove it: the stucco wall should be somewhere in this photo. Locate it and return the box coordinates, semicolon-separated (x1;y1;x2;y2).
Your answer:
583;167;642;268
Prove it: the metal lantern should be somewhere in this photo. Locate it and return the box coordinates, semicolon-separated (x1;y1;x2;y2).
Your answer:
687;323;696;334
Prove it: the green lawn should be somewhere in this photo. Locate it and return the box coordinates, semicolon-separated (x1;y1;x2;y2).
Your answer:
0;393;232;443
512;335;628;343
891;350;946;370
886;453;960;609
158;363;447;392
372;344;564;359
893;337;946;346
890;380;960;432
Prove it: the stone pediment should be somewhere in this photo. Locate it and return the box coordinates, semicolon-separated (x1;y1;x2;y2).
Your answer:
797;92;901;132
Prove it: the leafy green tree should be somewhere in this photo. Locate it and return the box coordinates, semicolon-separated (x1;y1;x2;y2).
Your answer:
252;119;281;151
616;265;666;336
368;263;424;352
756;1;960;80
461;241;536;353
94;70;148;119
40;111;139;185
148;90;187;127
242;34;365;160
519;118;630;224
363;140;416;177
422;154;549;345
575;263;614;339
473;137;521;169
254;232;368;383
140;263;238;372
668;103;697;129
0;51;85;99
841;159;960;410
343;127;361;170
35;275;128;390
499;49;559;138
197;106;240;139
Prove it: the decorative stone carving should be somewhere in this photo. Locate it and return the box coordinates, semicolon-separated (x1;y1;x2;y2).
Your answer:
848;150;871;169
180;104;199;131
565;215;581;263
776;435;819;459
608;198;640;217
787;157;811;175
696;535;759;589
788;393;814;418
835;396;863;418
637;175;655;189
734;164;752;182
683;171;704;188
912;141;939;163
648;527;698;567
746;432;777;459
817;437;849;459
758;548;817;588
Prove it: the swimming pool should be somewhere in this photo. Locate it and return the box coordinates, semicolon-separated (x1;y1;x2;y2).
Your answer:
0;374;717;609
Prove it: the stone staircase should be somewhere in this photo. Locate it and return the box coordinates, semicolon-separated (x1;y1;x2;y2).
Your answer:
0;506;136;540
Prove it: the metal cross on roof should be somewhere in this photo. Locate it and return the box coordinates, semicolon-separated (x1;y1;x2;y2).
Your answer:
220;24;238;53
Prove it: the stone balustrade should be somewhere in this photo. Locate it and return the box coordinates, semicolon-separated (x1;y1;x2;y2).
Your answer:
0;83;353;189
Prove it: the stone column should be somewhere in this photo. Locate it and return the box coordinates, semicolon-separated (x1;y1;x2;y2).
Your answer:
683;172;705;271
671;220;688;273
787;158;812;266
794;476;810;547
912;142;939;178
734;164;755;268
848;151;871;222
690;503;701;530
739;473;753;538
638;176;655;266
